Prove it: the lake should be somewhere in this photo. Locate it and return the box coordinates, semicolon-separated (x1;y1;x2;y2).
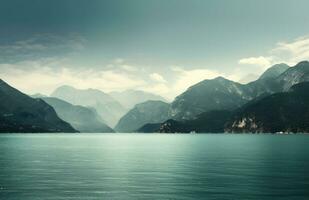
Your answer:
0;134;308;200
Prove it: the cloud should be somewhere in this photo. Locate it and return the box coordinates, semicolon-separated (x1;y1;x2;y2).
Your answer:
5;34;309;100
238;73;259;84
149;73;167;83
0;33;86;63
238;56;272;69
238;35;309;70
169;35;309;97
113;58;124;64
121;64;137;72
271;35;309;65
141;83;170;98
0;59;145;95
0;57;225;100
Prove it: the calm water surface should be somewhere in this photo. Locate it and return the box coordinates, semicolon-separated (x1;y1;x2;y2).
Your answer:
0;134;309;200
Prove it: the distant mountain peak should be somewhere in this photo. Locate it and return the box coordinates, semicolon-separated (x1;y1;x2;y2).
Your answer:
190;76;235;89
55;85;75;90
259;63;289;80
55;85;111;97
198;76;230;83
134;100;167;108
291;60;309;72
275;60;309;91
109;89;167;109
41;97;114;133
214;76;227;80
115;100;170;132
51;84;126;127
296;60;309;65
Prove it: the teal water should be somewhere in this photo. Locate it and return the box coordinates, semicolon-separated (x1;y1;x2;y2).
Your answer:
0;134;308;200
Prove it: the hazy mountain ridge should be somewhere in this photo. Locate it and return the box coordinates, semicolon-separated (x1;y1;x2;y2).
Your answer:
109;90;167;109
51;85;126;127
115;100;170;132
0;79;77;133
41;97;114;133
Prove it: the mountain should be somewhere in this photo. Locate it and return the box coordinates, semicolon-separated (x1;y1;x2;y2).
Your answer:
276;61;309;91
51;85;126;127
170;62;309;121
0;79;77;133
119;61;309;133
243;63;291;97
225;82;309;133
41;97;114;133
138;110;232;133
170;77;251;120
137;122;162;133
115;100;170;132
109;90;166;109
259;63;289;80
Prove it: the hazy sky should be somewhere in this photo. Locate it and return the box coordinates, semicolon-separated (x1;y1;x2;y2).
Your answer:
1;0;309;99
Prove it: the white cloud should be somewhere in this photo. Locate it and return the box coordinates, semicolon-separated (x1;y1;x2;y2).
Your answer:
113;58;124;64
149;73;167;83
141;83;170;99
238;56;273;69
271;35;309;65
121;64;137;72
0;59;145;95
238;35;309;70
5;34;309;100
171;35;309;97
238;73;259;84
0;58;226;100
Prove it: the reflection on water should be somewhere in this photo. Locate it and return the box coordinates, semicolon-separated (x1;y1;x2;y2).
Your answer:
0;134;309;200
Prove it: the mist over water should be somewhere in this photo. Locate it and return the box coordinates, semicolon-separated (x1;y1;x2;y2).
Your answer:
0;134;309;200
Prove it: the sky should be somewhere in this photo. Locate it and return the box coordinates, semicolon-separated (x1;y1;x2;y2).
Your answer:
1;0;309;100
